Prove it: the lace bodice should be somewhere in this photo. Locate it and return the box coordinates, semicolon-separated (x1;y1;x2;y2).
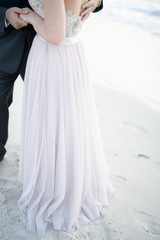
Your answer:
29;0;83;40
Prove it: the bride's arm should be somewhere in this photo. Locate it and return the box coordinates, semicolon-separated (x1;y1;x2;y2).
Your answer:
20;0;66;46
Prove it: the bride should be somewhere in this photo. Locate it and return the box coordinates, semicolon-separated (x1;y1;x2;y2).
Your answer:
18;0;114;234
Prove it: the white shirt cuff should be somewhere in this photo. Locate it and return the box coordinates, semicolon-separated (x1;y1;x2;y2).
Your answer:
5;18;10;28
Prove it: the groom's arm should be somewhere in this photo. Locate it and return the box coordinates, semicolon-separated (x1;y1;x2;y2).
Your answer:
3;7;28;32
0;6;7;35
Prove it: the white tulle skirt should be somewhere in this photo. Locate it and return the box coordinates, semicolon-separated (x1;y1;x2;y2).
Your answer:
18;34;114;234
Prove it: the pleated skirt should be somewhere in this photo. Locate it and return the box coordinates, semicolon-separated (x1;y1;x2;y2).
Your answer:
18;34;114;233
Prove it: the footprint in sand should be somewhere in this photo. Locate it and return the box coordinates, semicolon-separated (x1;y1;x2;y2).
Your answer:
137;155;160;171
137;154;150;160
135;210;152;217
114;153;119;157
114;175;127;185
121;122;148;134
134;209;160;236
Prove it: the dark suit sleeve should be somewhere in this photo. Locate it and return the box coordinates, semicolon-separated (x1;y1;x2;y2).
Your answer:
93;0;103;13
24;2;31;8
0;6;7;36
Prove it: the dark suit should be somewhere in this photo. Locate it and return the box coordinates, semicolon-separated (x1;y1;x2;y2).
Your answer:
0;0;35;158
0;0;103;158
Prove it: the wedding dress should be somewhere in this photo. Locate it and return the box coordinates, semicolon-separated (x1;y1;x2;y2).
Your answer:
18;0;114;233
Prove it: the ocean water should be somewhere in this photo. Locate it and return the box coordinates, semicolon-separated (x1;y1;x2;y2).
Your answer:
102;0;160;36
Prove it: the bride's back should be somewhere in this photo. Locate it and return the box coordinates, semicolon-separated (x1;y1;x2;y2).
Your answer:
65;0;86;39
29;0;87;18
64;0;87;15
29;0;86;41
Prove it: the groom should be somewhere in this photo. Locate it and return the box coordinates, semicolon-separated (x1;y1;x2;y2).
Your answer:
0;0;103;161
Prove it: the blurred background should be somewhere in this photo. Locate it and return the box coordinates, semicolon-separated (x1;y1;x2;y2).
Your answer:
103;0;160;36
81;0;160;111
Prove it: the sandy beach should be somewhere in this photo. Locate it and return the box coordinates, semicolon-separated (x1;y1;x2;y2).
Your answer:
0;14;160;240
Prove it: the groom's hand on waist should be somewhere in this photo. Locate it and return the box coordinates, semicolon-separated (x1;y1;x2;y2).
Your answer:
5;7;29;29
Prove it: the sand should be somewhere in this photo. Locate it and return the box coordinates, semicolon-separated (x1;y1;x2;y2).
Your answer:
0;14;160;240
